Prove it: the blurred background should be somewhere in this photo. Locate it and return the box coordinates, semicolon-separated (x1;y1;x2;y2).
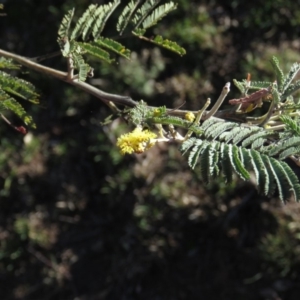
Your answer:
1;0;300;299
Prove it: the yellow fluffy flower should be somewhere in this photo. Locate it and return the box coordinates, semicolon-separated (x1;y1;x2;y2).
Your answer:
116;127;157;155
185;112;195;122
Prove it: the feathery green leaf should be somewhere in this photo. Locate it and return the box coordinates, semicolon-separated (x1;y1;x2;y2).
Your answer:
117;0;140;34
58;8;74;39
282;62;300;94
94;37;131;59
79;42;114;63
72;53;91;81
140;2;177;29
0;90;36;127
181;137;197;155
151;35;186;56
70;5;97;40
282;80;300;100
0;71;39;103
92;0;121;39
270;56;284;91
188;139;205;169
0;57;20;70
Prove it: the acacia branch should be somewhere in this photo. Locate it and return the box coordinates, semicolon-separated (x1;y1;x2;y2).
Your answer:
0;48;137;107
0;48;235;123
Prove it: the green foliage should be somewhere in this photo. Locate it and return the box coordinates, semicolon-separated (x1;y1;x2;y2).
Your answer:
128;91;300;202
94;37;131;59
57;1;185;81
137;2;177;29
177;57;300;202
234;56;300;105
0;57;19;69
78;42;113;63
247;81;273;90
0;90;35;127
125;58;300;202
153;115;203;134
270;56;285;91
0;71;39;103
65;1;122;41
0;58;38;128
282;62;300;95
128;101;202;134
133;34;186;56
57;8;74;39
181;137;300;202
280;115;300;137
119;0;177;32
268;136;300;158
71;52;91;82
128;100;152;126
116;0;138;34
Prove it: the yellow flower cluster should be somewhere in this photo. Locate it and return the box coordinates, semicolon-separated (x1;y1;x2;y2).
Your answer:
116;127;157;155
185;112;195;122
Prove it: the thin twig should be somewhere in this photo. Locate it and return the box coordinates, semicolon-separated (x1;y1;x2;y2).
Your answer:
203;82;231;120
29;50;61;62
185;98;211;139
